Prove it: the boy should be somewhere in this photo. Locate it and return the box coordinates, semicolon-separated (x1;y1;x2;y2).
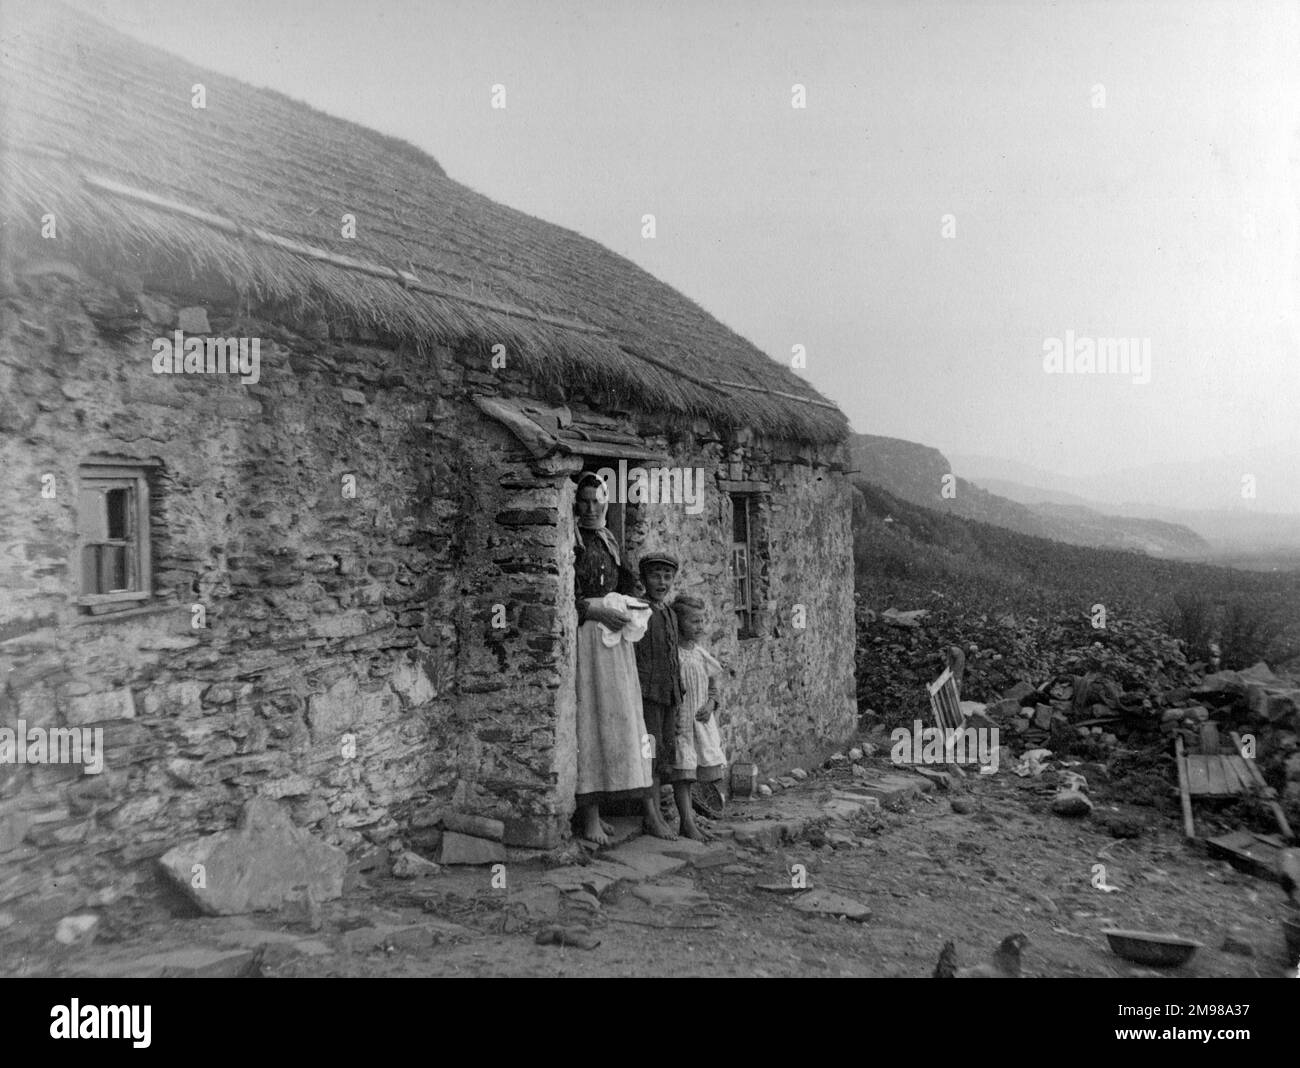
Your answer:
635;551;685;840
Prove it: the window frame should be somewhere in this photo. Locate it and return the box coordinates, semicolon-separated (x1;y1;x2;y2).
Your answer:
726;486;771;640
732;494;755;636
76;463;153;610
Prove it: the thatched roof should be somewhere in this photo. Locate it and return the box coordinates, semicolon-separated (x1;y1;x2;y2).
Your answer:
0;3;848;443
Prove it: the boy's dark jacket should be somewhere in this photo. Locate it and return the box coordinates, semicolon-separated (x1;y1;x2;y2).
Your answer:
637;602;683;707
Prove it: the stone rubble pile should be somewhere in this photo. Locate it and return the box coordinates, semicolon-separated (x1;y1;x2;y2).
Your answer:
856;599;1300;822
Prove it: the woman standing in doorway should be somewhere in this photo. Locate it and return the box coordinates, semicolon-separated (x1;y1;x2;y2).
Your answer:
572;473;670;843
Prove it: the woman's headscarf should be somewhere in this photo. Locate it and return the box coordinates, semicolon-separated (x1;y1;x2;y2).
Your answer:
575;472;621;564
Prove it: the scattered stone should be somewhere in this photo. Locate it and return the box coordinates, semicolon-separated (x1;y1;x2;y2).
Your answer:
135;293;173;325
158;797;347;915
731;818;805;851
630;882;710;909
910;767;951;790
755;879;806;895
176;305;211;333
1101;813;1143;839
757;784;773;797
846;770;929;804
438;831;507;866
54;914;98;946
822;798;867;822
848;747;864;762
341;921;463;954
1051;789;1094;817
444;815;509;847
213;927;333;958
950;797;975;815
280;884;324;930
391;850;441;878
790;768;808;781
826;829;856;849
790;889;871;922
74;946;261;979
534;924;600;950
1221;934;1254;957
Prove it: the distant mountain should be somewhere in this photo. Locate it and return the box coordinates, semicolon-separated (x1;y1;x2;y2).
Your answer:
848;433;1209;557
951;451;1300;514
957;469;1300;557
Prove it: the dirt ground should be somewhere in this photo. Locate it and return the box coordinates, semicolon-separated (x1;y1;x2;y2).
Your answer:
13;751;1295;979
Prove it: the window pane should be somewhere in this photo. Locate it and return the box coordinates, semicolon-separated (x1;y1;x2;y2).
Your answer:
103;545;128;592
82;545;100;594
732;495;748;541
106;488;129;540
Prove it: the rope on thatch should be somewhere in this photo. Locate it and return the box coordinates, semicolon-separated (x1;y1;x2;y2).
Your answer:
707;378;842;411
619;346;728;396
80;172;608;337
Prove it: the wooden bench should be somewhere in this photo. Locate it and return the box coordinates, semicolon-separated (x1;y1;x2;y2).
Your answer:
1175;725;1294;841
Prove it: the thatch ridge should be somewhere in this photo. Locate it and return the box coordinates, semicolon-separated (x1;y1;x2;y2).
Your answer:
0;2;848;443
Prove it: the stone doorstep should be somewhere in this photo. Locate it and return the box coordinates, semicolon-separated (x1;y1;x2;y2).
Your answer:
542;829;741;896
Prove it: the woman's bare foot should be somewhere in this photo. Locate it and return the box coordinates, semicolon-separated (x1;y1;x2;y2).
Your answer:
583;806;610;846
600;818;616;837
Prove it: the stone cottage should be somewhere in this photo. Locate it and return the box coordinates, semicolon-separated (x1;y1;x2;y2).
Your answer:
0;5;855;911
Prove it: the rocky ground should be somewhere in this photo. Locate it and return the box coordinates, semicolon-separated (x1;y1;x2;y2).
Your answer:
6;746;1297;978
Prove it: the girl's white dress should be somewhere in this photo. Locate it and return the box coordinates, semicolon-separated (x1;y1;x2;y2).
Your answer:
673;643;727;780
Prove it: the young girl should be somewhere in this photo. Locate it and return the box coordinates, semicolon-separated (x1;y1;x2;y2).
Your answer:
670;594;727;839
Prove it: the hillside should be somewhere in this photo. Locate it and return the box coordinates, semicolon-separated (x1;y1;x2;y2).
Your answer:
849;433;1208;557
850;478;1300;668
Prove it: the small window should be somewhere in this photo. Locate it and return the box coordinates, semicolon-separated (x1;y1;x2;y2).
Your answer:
78;465;152;612
732;495;753;634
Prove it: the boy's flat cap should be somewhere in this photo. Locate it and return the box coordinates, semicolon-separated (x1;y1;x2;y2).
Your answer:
638;551;680;572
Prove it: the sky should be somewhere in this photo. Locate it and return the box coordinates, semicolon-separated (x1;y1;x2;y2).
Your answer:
59;0;1300;506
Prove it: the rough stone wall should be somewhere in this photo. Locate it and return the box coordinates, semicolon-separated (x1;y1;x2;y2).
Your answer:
0;256;855;921
0;261;570;919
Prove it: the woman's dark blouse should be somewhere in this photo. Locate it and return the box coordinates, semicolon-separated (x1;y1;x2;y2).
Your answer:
574;529;638;622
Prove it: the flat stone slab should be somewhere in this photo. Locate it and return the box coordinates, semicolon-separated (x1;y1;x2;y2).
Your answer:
506;885;561;921
603;839;688;879
822;798;870;821
673;844;735;869
629;883;711;909
847;772;932;805
158;797;346;916
341;919;472;953
755;879;806;895
73;947;261;978
439;831;507;865
212;927;333;957
728;819;807;850
790;889;872;922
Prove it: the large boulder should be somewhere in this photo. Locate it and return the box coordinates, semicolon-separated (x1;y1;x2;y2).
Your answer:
158;797;346;915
